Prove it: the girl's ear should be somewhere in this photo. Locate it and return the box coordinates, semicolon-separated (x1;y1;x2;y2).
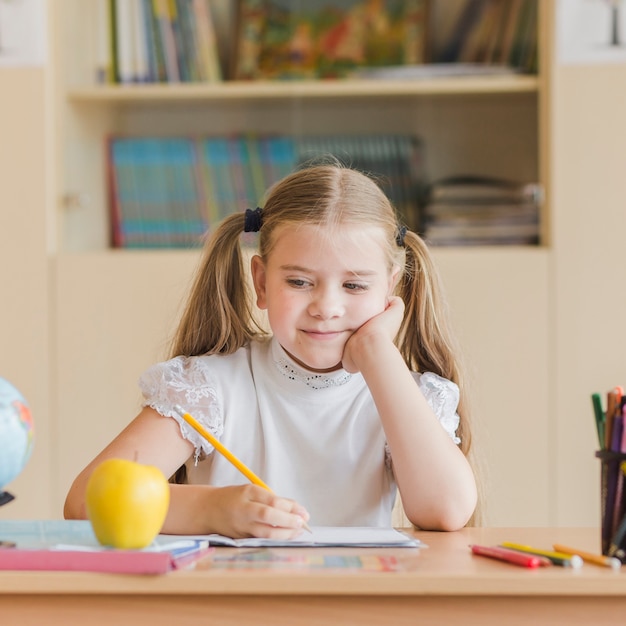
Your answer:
251;255;268;309
389;265;402;295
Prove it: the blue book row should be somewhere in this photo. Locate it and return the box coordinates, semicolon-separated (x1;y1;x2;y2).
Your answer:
107;134;424;249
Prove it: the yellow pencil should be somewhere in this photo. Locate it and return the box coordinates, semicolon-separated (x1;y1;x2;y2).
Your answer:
500;542;583;568
553;543;622;570
173;405;312;533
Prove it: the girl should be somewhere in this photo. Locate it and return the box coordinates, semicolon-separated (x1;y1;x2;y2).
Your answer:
65;164;477;538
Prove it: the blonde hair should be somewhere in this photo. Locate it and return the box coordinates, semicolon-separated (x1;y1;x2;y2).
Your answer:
170;164;473;481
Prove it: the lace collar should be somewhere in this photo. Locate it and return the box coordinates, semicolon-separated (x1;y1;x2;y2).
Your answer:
270;339;353;390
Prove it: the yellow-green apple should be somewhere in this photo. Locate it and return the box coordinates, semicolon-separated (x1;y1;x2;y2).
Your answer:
85;458;170;549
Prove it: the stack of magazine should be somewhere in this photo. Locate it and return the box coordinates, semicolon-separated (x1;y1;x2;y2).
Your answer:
420;175;542;246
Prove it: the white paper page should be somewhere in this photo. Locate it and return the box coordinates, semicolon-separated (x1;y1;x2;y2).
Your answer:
198;527;422;548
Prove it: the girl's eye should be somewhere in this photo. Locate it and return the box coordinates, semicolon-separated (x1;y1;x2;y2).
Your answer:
344;282;368;292
286;278;311;288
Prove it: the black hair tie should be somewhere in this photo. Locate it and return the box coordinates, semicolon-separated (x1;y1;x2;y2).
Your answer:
244;207;263;233
396;225;407;247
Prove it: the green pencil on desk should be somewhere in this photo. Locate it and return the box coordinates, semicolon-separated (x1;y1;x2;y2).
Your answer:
173;405;312;534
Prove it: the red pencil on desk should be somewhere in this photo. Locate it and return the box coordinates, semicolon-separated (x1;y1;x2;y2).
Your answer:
470;544;551;568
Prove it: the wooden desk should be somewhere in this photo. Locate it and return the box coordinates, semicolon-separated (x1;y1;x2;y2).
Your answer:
2;528;625;626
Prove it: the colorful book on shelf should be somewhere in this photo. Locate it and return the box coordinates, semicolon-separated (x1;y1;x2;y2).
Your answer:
295;134;424;231
0;520;212;574
200;136;240;225
262;135;297;184
192;0;222;82
141;0;163;82
152;0;181;82
95;0;113;83
113;0;148;83
176;0;198;81
108;132;426;248
142;0;167;81
105;0;222;83
107;137;208;248
437;0;488;63
431;0;537;73
233;0;428;80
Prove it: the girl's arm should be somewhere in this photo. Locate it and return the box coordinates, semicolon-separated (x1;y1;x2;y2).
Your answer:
342;297;477;531
64;407;308;538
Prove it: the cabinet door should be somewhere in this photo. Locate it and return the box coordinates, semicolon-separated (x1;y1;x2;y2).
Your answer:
0;69;50;518
435;248;550;526
52;252;199;508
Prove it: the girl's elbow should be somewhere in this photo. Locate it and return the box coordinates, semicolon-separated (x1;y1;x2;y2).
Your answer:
63;482;88;520
435;507;474;532
409;489;478;532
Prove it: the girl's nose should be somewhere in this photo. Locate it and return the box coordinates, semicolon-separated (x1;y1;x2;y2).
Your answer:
308;288;344;319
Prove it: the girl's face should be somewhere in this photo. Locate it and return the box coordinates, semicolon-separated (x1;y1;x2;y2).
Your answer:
251;223;398;373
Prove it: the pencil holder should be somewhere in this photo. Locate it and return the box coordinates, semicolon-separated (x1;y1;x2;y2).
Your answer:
596;450;626;561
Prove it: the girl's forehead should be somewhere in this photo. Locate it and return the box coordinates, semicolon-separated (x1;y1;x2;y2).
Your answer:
271;222;386;250
267;223;389;271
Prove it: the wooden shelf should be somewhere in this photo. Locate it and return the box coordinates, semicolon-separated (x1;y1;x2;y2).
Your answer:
67;75;540;104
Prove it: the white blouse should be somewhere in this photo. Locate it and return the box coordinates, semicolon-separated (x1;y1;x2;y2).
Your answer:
139;337;461;526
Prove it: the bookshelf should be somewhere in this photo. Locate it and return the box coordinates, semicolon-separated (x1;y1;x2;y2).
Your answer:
54;0;545;252
38;0;552;526
57;83;542;250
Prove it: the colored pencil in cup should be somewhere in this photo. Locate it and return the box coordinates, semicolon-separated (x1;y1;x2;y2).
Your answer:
173;405;312;533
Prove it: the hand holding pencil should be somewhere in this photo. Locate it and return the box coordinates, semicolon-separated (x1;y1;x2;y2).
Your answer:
173;405;312;535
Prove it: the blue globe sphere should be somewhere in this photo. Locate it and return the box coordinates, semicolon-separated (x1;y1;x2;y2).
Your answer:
0;377;34;503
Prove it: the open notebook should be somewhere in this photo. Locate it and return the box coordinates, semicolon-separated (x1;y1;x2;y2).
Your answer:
0;521;421;566
187;526;422;548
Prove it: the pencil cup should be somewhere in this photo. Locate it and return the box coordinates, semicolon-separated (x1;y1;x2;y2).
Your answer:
596;450;626;560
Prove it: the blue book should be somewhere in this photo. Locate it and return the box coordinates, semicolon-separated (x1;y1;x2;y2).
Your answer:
109;137;206;248
201;137;239;224
263;136;297;186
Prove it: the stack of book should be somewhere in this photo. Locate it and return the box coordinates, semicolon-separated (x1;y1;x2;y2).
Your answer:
420;176;542;246
107;134;425;249
0;519;212;574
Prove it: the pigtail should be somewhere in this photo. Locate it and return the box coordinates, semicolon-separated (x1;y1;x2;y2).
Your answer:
169;212;267;358
396;231;471;457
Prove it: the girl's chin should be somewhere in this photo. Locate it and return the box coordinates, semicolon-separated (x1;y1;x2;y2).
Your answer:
284;349;343;373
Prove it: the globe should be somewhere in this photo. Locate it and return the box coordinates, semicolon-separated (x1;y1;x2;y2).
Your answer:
0;377;34;506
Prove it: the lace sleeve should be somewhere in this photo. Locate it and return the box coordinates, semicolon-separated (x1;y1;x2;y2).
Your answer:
417;371;461;445
138;356;223;461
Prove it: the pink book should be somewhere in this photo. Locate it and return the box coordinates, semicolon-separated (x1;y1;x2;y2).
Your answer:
0;545;213;575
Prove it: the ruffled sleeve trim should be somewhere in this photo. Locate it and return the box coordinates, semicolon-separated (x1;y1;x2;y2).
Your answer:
417;371;461;445
138;356;223;462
